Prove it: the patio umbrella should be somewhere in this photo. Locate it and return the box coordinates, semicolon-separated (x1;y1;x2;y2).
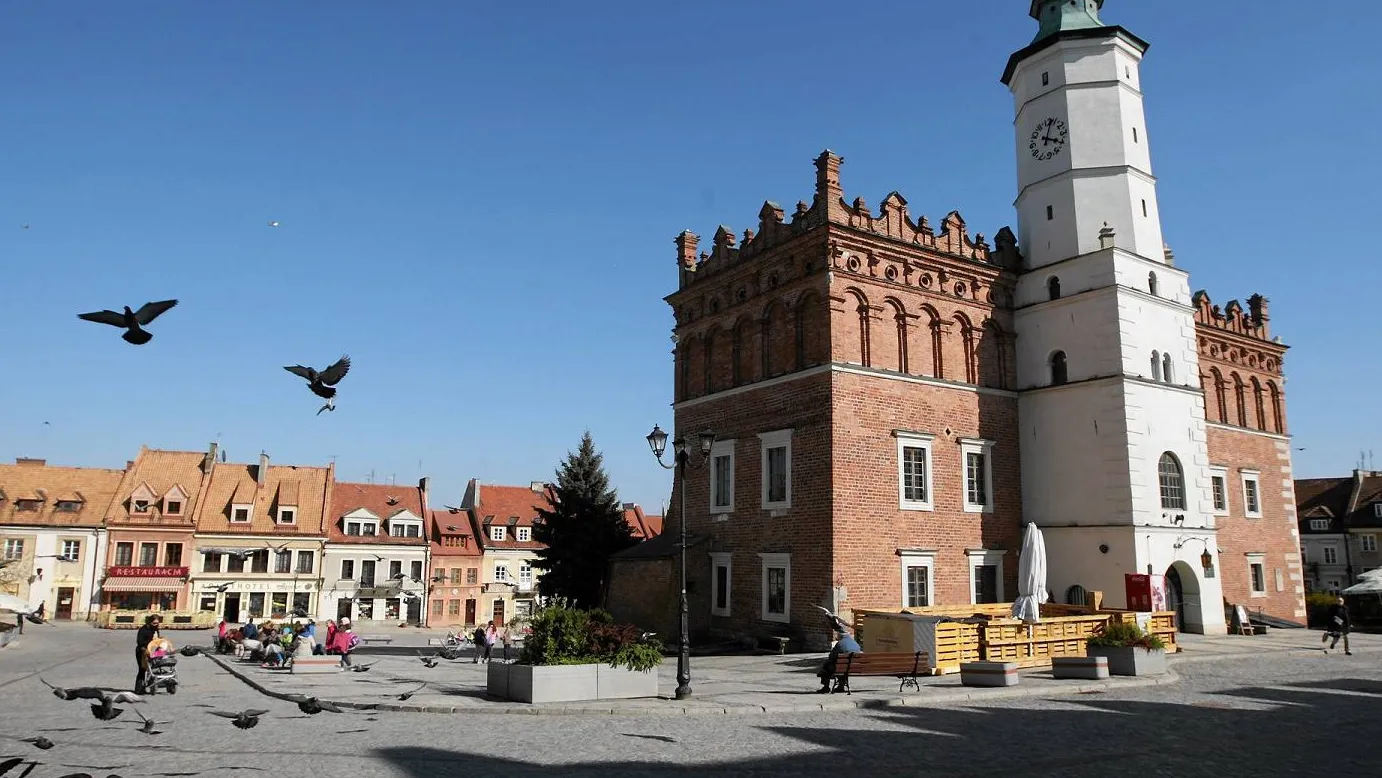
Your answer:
0;593;35;614
1011;522;1049;623
1342;577;1382;596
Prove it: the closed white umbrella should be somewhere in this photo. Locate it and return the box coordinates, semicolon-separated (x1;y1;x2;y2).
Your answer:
0;593;35;614
1011;522;1049;623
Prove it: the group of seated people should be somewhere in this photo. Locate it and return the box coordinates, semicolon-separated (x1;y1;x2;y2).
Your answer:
220;617;331;668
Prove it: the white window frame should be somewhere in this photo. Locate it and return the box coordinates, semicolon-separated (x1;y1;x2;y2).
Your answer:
1240;469;1262;518
709;552;732;617
899;551;935;609
490;526;507;542
1309;518;1329;531
959;438;996;513
709;439;736;514
758;552;790;624
493;564;509;582
516;527;531;543
758;429;793;511
61;540;81;561
1362;534;1378;553
1375;503;1382;519
340;559;355;580
1246;553;1267;597
967;549;1007;604
1209;467;1229;516
277;507;296;525
3;539;25;560
519;561;533;585
231;504;252;523
1322;545;1339;565
896;432;935;512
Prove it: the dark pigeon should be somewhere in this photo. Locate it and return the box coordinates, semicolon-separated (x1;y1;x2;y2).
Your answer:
77;300;178;345
283;355;350;413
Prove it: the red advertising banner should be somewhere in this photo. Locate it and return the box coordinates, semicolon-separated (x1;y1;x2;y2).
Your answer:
107;566;189;578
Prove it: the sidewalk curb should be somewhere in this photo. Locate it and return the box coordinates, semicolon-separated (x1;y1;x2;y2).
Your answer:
208;654;1181;717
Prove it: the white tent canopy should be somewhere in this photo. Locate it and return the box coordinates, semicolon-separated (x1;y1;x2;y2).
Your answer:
1343;577;1382;596
0;593;35;614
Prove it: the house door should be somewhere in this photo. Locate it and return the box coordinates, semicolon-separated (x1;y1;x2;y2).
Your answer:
222;594;241;624
464;599;477;625
492;598;506;627
55;588;75;620
406;598;421;625
337;598;353;622
1165;566;1187;632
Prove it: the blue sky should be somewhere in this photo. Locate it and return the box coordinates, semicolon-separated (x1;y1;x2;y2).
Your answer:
3;1;1379;512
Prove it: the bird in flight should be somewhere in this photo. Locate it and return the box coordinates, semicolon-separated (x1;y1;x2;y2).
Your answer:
77;300;178;345
283;695;344;715
284;355;351;414
208;709;269;729
268;221;280;227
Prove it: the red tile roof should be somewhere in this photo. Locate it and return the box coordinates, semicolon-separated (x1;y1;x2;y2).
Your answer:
194;455;332;536
466;480;550;551
109;447;213;527
329;481;428;546
0;459;126;529
429;508;482;558
623;503;663;539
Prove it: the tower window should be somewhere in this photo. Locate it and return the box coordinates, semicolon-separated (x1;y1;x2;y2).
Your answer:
1047;276;1061;301
1142;199;1148;217
1151;350;1162;381
1148;272;1158;297
1042;71;1049;86
1162;354;1174;383
1046;205;1054;221
1133;127;1139;143
1050;351;1068;386
1158;452;1187;510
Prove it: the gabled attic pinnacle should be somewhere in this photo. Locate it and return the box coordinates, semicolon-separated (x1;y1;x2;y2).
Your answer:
674;150;1021;291
1192;290;1278;343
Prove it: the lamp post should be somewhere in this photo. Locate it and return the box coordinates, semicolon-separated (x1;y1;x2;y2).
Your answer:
646;423;716;700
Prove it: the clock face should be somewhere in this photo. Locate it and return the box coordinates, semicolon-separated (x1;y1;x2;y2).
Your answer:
1028;117;1068;161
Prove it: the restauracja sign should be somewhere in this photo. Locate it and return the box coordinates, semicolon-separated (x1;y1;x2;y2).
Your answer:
106;566;189;578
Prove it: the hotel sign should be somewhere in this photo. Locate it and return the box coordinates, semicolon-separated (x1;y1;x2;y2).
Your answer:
107;566;189;578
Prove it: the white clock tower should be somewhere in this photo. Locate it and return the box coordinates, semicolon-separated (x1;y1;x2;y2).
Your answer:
1003;0;1226;634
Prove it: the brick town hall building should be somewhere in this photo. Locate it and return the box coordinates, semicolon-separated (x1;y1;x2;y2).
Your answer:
608;0;1303;649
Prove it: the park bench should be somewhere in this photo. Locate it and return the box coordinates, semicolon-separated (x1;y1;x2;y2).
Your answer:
765;636;791;655
1052;655;1109;680
290;656;341;675
822;651;930;695
960;661;1019;688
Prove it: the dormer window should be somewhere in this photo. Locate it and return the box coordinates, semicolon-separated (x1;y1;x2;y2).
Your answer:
345;520;379;536
516;527;532;542
231;505;252;523
133;499;150;514
55;500;82;513
162;485;188;516
15;499;42;512
490;526;507;542
277;507;297;525
164;501;182;515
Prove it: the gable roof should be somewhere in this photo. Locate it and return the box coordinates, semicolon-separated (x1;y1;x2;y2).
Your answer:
0;458;126;529
429;508;482;558
328;480;428;546
623;503;663;540
1297;471;1382;531
194;456;332;536
464;479;550;552
109;447;213;526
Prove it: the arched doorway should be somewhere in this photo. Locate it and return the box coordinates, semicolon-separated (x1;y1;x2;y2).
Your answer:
1164;561;1201;633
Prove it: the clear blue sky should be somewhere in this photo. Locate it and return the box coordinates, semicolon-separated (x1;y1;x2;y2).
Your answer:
3;1;1379;513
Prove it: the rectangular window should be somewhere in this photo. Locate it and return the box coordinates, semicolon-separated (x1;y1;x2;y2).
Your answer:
1363;535;1378;553
61;540;81;561
296;551;314;574
449;568;462;584
138;543;158;567
1133;126;1139;143
389;560;403;580
411;560;423;580
494;565;509;582
1141;199;1148;217
250;551;269;574
519;562;532;586
292;592;311;615
114;542;133;566
164;500;182;516
248;592;265;618
516;527;531;542
271;592;288;616
490;526;506;542
1375;503;1382;519
227;554;245;573
432;599;444;616
759;553;790;623
3;539;25;560
710;552;732;617
448;599;461;617
1310;519;1329;531
466;568;478;585
1041;71;1049;86
901;556;934;608
897;432;934;510
1209;468;1229;515
969;551;1006;605
710;439;736;513
133;499;150;514
759;430;792;509
274;550;292;574
960;439;995;513
232;507;249;523
1241;471;1262;518
1322;546;1338;564
360;560;376;586
163;543;182;567
202;552;222;574
1248;554;1266;596
278;508;296;525
199;596;216;612
346;522;360;536
340;559;355;580
1046;205;1054;221
55;500;81;513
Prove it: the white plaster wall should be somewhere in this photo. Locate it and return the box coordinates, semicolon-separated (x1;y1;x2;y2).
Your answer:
319;545;429;622
15;529;105;618
1014;287;1123;387
1041;525;1138;606
1115;293;1199;382
1120;380;1215;532
1144;529;1228;635
1018;382;1135;528
1014;247;1187;309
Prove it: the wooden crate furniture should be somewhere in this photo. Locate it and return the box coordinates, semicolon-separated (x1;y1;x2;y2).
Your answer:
961;661;1020;688
290;657;341;675
1052;655;1110;680
822;651;931;695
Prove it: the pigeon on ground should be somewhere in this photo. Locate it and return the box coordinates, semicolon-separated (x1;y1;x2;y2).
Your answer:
22;736;54;750
179;646;203;657
396;683;426;701
417;652;440;668
348;663;374;673
131;709;164;735
284;695;343;715
77;300;178;345
284;355;350;413
208;709;269;729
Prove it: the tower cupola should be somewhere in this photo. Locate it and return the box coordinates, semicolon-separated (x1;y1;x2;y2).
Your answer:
1030;0;1105;43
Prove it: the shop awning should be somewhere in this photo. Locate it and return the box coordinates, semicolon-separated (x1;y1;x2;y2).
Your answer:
101;577;186;592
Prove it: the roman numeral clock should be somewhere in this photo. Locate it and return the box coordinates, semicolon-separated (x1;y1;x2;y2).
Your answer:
1028;117;1068;161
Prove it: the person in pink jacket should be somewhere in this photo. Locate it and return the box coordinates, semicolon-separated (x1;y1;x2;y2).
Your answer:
332;618;358;668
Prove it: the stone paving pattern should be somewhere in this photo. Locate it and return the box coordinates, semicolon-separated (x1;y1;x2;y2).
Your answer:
0;624;1379;776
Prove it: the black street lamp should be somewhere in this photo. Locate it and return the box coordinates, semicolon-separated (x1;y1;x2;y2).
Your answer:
646;423;715;700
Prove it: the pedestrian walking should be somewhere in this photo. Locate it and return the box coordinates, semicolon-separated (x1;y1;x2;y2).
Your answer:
472;625;487;663
501;626;513;662
1323;595;1353;655
135;614;163;692
482;621;497;663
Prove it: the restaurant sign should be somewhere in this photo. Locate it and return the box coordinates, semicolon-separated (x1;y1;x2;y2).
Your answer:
107;566;189;578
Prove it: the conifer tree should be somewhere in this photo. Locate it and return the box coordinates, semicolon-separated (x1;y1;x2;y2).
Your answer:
531;431;638;608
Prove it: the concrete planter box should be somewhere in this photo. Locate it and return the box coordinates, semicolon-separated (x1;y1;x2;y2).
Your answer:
487;662;658;704
1087;646;1168;676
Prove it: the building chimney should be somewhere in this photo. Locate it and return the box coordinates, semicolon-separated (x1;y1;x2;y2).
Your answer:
675;230;699;273
418;476;429;492
203;442;218;474
15;457;45;466
813;150;846;222
1098;222;1116;250
257;452;269;487
530;481;546;493
1163;243;1176;266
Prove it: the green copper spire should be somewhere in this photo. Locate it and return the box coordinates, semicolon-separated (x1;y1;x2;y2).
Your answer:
1029;0;1106;43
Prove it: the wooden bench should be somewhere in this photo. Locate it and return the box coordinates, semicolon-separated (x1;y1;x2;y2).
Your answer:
960;661;1019;688
766;636;791;655
1052;655;1109;680
823;651;930;694
290;657;341;675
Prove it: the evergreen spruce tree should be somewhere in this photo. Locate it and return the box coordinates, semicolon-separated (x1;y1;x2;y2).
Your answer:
531;431;638;609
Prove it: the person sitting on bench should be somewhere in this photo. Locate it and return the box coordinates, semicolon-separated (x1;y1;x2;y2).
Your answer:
816;624;862;694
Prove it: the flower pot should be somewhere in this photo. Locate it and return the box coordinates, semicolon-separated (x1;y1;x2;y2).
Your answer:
1087;645;1167;676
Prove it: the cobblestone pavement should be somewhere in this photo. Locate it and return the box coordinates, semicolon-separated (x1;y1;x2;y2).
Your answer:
1;624;1378;776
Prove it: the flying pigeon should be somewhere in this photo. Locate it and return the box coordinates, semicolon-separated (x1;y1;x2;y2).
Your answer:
284;355;351;413
208;709;269;729
417;652;440;668
284;695;343;715
268;221;280;227
813;605;851;634
77;300;178;345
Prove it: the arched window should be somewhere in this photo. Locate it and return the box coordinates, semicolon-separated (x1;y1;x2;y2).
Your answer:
1148;272;1159;297
1047;276;1061;301
1162;353;1174;383
1050;350;1068;385
1158;452;1187;510
1065;585;1089;607
1150;350;1161;381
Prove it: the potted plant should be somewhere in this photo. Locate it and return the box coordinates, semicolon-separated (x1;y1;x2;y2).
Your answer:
1086;619;1168;676
486;602;663;704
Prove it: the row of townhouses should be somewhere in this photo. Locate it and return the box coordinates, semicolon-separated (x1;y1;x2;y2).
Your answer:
0;444;661;628
1296;469;1382;594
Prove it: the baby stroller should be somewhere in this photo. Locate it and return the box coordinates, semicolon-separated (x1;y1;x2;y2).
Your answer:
143;637;179;695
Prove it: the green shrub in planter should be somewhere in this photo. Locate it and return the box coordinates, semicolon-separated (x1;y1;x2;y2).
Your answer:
1087;620;1166;650
517;602;662;672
